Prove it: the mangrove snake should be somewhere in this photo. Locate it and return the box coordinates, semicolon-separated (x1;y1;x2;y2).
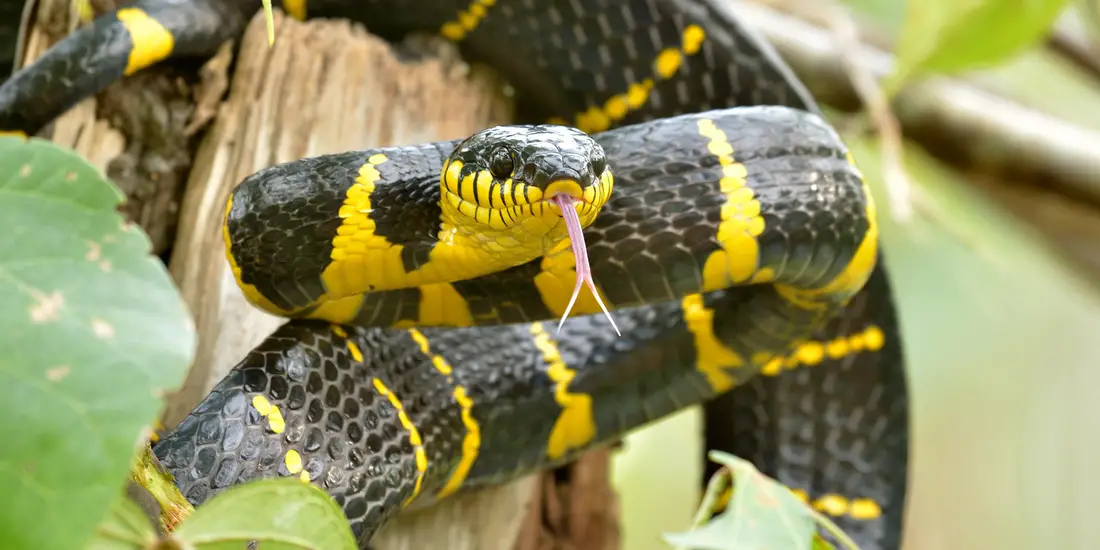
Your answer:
0;0;910;548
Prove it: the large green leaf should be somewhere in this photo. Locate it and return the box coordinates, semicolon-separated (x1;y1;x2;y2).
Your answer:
887;0;1072;92
169;478;357;549
0;136;195;549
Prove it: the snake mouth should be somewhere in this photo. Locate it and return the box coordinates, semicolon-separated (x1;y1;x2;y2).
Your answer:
542;179;594;215
442;174;605;212
440;164;612;237
543;179;588;201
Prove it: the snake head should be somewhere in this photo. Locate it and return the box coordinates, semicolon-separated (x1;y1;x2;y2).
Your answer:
440;124;614;250
440;123;620;334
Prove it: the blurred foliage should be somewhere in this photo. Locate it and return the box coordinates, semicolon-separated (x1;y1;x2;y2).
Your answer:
846;132;1100;550
664;452;845;550
841;0;1100;129
966;47;1100;132
881;0;1071;94
84;496;159;550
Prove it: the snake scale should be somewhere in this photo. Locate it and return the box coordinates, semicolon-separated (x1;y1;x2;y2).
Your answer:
0;0;910;548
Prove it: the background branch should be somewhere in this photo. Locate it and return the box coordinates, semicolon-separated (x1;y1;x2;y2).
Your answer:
731;0;1100;208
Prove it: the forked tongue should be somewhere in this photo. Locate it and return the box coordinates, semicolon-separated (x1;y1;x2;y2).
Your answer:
551;194;621;336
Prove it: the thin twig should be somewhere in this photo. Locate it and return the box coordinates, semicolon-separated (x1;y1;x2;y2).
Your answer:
1048;31;1100;80
813;0;915;223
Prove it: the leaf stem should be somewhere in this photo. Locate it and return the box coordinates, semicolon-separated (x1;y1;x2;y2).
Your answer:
672;465;734;550
129;443;194;533
807;507;863;550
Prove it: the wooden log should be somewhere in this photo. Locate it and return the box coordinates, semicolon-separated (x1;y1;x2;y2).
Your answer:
512;449;622;550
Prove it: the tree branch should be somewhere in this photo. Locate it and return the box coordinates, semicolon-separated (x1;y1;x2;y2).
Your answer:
730;0;1100;207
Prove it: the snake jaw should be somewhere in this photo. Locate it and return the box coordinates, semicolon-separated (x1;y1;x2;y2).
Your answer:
551;194;620;336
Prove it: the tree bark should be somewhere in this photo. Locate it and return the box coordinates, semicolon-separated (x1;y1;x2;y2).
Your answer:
512;449;622;550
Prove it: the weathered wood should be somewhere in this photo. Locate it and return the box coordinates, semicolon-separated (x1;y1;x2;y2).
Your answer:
163;11;590;549
23;0;203;254
732;1;1100;203
513;449;622;550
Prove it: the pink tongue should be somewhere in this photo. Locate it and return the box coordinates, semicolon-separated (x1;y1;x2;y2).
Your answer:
551;194;620;336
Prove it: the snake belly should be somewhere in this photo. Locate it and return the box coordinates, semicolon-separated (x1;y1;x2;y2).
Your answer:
0;0;910;549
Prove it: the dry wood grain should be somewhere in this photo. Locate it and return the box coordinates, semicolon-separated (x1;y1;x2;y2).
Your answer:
513;449;622;550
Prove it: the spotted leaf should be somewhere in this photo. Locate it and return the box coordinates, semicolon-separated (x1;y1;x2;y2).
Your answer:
0;136;195;549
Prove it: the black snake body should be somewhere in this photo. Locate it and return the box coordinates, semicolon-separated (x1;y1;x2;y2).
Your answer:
0;1;910;548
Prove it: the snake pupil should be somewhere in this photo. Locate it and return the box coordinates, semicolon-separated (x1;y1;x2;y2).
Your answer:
488;147;514;180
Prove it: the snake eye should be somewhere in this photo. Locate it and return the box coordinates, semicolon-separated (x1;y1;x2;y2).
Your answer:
488;147;514;180
591;153;607;176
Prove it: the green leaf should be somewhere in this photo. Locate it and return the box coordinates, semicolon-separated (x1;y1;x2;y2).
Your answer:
170;478;357;549
662;451;823;550
0;136;196;549
84;495;158;550
887;0;1072;93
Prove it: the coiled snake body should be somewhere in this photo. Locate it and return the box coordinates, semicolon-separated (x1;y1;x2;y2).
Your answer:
0;0;910;548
